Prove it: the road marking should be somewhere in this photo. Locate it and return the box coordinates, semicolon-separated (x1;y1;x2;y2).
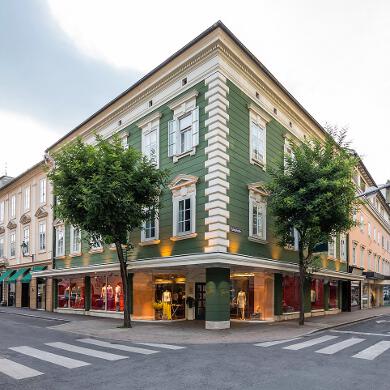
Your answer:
376;320;389;324
353;341;390;360
254;337;303;347
136;343;186;350
315;338;365;355
78;339;159;355
9;346;90;369
0;358;43;379
283;335;338;350
46;342;128;361
331;330;390;337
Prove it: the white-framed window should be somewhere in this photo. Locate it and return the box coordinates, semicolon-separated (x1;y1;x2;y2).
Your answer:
55;225;65;257
248;183;268;242
39;178;47;204
39;221;46;251
170;175;198;240
70;225;81;254
168;91;199;161
374;227;377;242
0;236;4;257
359;215;364;232
10;195;16;218
10;231;16;257
352;244;357;265
284;137;295;172
360;246;365;267
90;235;103;251
141;208;159;244
249;104;270;168
328;235;336;258
368;222;371;238
0;201;4;223
24;186;30;211
377;256;381;273
22;226;30;255
378;230;381;246
367;251;372;271
340;234;347;261
139;112;160;167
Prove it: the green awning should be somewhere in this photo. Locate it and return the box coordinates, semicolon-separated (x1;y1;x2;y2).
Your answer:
0;270;15;283
7;268;29;283
21;266;47;283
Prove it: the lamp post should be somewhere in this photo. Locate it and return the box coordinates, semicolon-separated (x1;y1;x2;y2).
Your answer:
356;183;390;200
20;241;35;261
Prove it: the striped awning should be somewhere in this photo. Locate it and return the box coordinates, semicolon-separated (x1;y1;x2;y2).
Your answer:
0;269;15;282
7;268;29;283
21;266;47;283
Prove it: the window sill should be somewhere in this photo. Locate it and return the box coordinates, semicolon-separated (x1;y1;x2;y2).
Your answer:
248;236;268;244
172;148;196;163
69;252;82;258
38;250;46;254
170;233;197;241
89;248;104;254
139;239;160;246
250;158;266;170
55;255;66;260
284;245;298;252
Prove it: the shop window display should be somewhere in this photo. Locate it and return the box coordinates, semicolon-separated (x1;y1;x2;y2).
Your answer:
329;281;338;309
351;282;361;309
57;278;85;309
310;279;324;310
282;275;300;313
154;275;185;320
90;274;124;312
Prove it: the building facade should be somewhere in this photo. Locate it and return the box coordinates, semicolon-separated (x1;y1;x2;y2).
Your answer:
33;22;365;329
0;162;53;310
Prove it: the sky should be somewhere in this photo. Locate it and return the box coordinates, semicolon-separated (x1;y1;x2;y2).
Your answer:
0;0;389;183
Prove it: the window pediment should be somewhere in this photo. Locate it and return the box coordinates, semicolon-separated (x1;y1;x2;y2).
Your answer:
53;218;64;227
35;206;48;219
169;174;198;192
7;220;17;230
20;213;31;225
168;90;198;115
0;226;5;235
248;182;269;199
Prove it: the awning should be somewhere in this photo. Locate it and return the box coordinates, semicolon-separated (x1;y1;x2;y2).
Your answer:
0;269;15;283
7;268;29;283
21;266;47;283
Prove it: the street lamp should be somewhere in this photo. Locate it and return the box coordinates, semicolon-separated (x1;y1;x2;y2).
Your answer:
20;241;35;261
356;183;390;200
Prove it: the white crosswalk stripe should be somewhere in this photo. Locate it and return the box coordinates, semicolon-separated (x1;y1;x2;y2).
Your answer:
353;341;390;361
315;338;365;355
0;358;43;379
45;342;128;361
135;342;186;350
283;335;339;350
78;339;159;355
9;346;90;368
254;337;302;348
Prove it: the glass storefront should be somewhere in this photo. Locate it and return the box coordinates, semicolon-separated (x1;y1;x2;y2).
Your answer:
310;279;324;310
8;283;15;306
329;281;338;309
230;272;273;320
90;274;124;312
282;275;300;313
351;281;361;310
384;286;390;306
362;284;369;308
37;279;46;310
57;278;85;309
154;275;185;320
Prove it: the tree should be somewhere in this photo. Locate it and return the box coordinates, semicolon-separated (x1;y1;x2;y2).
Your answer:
267;130;359;325
47;135;168;328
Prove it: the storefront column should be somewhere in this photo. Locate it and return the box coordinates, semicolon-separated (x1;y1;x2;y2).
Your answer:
85;276;91;311
49;278;56;312
324;282;329;311
205;267;230;330
15;281;22;308
30;278;37;310
273;273;283;316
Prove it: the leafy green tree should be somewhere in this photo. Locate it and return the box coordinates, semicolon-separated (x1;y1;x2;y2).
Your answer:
47;135;168;328
267;130;359;325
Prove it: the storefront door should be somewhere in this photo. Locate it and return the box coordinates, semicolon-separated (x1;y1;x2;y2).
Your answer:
37;280;46;310
21;283;29;307
195;283;206;320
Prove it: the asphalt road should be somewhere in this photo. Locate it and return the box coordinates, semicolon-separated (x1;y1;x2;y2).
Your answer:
1;312;390;390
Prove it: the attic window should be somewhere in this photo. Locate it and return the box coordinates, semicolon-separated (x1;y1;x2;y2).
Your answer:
149;100;153;107
289;121;292;128
182;78;187;86
273;107;278;115
255;92;260;99
118;120;122;126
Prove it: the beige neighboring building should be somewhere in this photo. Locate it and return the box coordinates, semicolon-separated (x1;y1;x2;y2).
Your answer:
0;161;53;310
348;157;390;310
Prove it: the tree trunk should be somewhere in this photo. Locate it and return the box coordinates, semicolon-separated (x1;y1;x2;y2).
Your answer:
115;241;132;328
298;248;305;326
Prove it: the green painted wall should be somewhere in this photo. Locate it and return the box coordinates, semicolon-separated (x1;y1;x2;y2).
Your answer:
205;268;230;322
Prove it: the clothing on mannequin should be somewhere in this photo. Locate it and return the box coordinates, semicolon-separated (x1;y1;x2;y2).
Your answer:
237;290;246;320
115;283;122;311
101;284;107;304
162;290;172;320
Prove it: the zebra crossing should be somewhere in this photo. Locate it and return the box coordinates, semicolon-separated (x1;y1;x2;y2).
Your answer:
254;333;390;361
0;339;186;381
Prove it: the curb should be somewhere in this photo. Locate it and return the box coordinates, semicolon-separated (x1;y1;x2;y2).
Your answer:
0;309;70;322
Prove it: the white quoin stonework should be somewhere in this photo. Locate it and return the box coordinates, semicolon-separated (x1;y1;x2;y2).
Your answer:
204;72;230;253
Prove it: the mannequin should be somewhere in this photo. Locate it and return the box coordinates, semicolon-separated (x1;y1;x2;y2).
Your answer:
101;283;107;307
162;290;172;320
237;290;246;320
115;283;122;312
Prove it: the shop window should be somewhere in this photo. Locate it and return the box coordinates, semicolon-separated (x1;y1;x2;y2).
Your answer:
329;281;338;309
154;275;186;320
90;275;124;312
310;279;324;310
282;275;300;313
57;278;85;309
351;282;361;309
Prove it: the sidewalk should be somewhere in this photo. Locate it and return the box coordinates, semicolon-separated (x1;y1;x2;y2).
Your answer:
2;306;390;344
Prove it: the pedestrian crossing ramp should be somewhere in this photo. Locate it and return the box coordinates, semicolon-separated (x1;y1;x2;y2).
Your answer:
0;339;186;380
254;334;390;361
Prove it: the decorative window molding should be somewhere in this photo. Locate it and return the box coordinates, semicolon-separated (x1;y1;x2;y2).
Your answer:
248;182;268;241
139;111;161;168
70;225;82;256
169;174;198;240
248;103;271;169
168;91;199;162
19;213;31;225
35;206;48;219
7;220;17;230
141;207;160;246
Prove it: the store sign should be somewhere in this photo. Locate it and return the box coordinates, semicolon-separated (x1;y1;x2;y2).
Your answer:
230;226;242;234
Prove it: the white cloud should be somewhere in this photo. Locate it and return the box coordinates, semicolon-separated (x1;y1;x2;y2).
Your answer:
0;111;58;177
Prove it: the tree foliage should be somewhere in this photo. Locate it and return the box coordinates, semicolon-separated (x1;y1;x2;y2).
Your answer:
267;130;359;324
47;135;168;327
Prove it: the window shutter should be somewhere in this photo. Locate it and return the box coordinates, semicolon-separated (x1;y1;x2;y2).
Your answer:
168;119;176;157
191;107;199;147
